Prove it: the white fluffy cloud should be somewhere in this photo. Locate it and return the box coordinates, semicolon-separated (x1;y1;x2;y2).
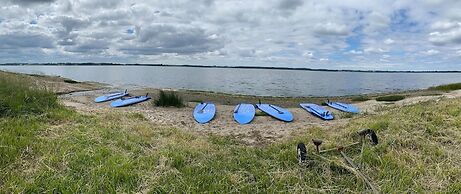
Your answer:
0;0;461;70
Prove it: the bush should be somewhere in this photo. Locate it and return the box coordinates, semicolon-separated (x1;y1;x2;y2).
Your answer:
154;91;184;108
0;74;58;117
63;79;80;84
375;95;405;102
351;96;370;102
428;83;461;92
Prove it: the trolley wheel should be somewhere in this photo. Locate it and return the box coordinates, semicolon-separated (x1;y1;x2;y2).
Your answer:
297;142;307;164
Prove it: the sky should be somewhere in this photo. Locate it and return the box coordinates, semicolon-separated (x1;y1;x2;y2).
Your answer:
1;0;461;70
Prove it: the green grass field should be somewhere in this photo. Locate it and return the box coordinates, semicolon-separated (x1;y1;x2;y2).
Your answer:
1;74;461;193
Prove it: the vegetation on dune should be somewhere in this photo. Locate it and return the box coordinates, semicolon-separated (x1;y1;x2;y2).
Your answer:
1;74;461;193
0;73;58;117
154;90;184;108
375;95;405;102
63;78;80;84
429;82;461;92
351;96;370;102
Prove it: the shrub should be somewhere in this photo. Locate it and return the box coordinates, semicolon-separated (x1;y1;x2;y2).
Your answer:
351;96;370;102
375;95;405;102
428;83;461;92
154;90;184;108
63;79;80;84
0;73;58;117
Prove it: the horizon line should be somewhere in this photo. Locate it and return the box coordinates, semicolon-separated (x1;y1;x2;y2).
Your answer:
1;63;461;73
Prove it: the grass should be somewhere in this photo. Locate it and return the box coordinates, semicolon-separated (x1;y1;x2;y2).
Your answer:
429;83;461;92
154;90;184;108
1;73;461;193
375;95;405;102
63;78;80;84
0;73;58;117
351;96;370;102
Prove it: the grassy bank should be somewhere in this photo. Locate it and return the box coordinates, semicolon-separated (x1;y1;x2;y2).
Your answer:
1;74;461;193
429;82;461;92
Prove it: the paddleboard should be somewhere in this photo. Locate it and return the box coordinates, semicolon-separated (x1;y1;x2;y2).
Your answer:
326;101;359;113
193;102;216;124
95;90;128;103
300;103;334;120
233;103;256;124
255;104;293;122
110;94;151;107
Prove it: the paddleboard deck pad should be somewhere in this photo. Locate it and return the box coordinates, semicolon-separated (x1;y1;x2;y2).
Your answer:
110;95;150;107
233;103;256;124
300;103;334;120
326;102;359;113
95;90;128;103
193;102;216;124
255;104;293;122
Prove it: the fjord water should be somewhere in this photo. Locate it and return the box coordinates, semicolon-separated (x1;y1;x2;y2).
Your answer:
2;65;461;97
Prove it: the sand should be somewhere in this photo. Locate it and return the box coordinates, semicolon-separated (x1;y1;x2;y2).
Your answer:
58;87;461;145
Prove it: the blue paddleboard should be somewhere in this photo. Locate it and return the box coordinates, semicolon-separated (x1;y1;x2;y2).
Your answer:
193;103;216;124
233;103;256;124
110;94;151;107
255;104;293;122
300;103;334;120
95;90;128;103
326;101;359;113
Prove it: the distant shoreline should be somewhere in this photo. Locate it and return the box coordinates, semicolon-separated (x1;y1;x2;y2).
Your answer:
1;63;461;73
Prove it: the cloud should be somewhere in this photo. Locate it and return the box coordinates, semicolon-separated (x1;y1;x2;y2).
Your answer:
0;0;461;70
278;0;304;10
384;38;395;44
303;51;314;58
429;26;461;45
421;49;440;55
8;0;55;5
119;24;223;55
313;22;349;36
0;32;54;49
349;50;363;54
364;47;388;53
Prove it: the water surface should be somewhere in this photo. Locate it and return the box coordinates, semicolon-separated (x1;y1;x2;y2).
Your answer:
2;65;461;97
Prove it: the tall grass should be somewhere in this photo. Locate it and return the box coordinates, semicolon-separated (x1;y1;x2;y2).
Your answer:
351;96;370;102
375;95;405;102
428;83;461;92
154;90;184;107
0;73;63;177
0;74;58;117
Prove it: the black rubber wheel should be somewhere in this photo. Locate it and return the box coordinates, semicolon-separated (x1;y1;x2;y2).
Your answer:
297;143;307;163
367;130;379;145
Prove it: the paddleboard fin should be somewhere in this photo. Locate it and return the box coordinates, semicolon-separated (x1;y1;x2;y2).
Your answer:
199;103;208;113
234;104;241;113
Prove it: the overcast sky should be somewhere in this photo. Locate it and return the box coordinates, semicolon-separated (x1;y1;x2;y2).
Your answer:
1;0;461;70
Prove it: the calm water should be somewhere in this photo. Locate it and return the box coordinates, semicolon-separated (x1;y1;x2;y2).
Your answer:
2;65;461;97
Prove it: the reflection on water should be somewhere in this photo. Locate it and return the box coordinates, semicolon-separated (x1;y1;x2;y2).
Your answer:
2;65;461;97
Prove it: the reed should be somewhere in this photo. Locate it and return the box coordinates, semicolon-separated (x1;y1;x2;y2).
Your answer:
154;90;184;108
